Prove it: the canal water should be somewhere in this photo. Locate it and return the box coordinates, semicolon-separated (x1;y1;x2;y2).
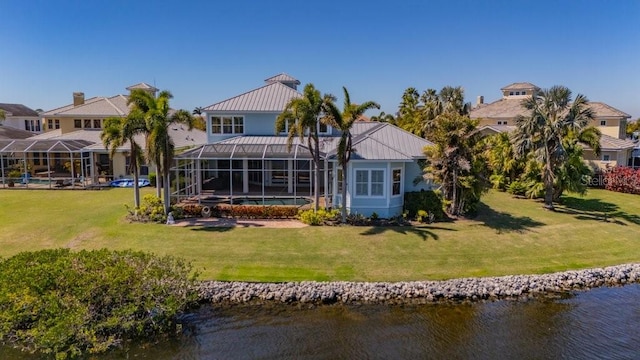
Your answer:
2;284;639;359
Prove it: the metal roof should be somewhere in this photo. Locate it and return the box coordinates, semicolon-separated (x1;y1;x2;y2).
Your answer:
203;82;301;112
264;73;300;85
501;82;540;91
178;123;432;162
126;83;158;92
0;126;35;140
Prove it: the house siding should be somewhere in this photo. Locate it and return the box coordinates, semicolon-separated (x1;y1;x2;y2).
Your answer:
205;112;280;143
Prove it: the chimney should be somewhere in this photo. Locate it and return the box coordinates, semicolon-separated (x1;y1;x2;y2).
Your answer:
73;92;85;106
476;95;484;106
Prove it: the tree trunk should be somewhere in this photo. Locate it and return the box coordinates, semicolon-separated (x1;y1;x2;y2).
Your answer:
133;159;140;209
341;164;347;223
163;171;171;215
543;164;555;210
155;164;161;198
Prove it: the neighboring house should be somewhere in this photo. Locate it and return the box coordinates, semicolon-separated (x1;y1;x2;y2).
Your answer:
470;82;637;169
175;74;434;218
0;83;207;186
0;103;41;132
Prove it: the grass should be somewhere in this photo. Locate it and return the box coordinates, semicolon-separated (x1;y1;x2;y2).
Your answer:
1;187;639;282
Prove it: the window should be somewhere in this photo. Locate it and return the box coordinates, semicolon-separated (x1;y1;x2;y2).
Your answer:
233;116;243;133
522;91;526;95
55;119;60;129
497;121;508;125
355;170;368;196
509;91;514;96
42;152;48;166
318;120;329;134
355;169;385;197
337;168;343;192
93;119;101;128
84;119;91;128
392;169;402;196
24;119;40;132
47;119;53;129
74;119;82;128
603;154;610;161
600;120;606;126
211;116;244;134
33;153;40;166
515;91;520;95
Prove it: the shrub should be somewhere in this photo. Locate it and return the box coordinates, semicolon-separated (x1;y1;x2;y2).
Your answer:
174;203;203;218
507;180;527;197
0;249;198;359
125;194;166;223
148;172;157;187
297;208;340;225
603;166;640;194
403;190;446;221
215;204;299;219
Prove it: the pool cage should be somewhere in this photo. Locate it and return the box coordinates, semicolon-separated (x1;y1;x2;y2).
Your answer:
172;142;333;206
0;139;95;188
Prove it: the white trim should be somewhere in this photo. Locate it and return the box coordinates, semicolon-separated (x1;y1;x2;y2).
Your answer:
391;167;403;197
210;115;244;135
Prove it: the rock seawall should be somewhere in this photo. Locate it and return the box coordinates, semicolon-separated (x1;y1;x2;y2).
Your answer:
197;264;640;305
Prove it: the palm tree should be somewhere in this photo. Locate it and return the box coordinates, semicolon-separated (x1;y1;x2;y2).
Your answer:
191;107;206;131
128;89;194;214
275;84;334;211
370;111;396;124
396;88;424;136
513;86;595;210
100;112;146;207
323;87;380;222
423;112;486;215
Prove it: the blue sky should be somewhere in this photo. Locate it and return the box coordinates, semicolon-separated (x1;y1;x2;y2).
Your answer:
1;0;638;119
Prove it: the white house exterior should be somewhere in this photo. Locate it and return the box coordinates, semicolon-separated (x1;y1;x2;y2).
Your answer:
0;103;41;133
174;74;435;218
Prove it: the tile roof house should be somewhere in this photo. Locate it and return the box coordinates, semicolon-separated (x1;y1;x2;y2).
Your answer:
0;103;41;133
1;84;206;187
470;82;636;169
176;74;435;217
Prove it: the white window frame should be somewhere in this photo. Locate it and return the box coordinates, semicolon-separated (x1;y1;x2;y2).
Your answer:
392;168;402;197
210;115;244;134
354;168;385;198
602;154;610;161
280;118;331;135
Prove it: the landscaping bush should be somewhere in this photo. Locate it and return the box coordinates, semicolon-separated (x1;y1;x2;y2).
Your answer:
403;190;446;221
148;172;157;187
125;194;166;223
0;249;198;359
215;204;299;219
174;203;204;218
603;166;640;194
297;208;340;225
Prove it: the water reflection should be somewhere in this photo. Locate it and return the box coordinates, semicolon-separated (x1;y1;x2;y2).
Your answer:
2;285;639;359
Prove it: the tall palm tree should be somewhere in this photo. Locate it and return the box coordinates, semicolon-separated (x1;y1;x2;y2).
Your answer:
100;112;146;207
128;89;194;214
513;86;594;210
275;84;334;211
323;87;380;222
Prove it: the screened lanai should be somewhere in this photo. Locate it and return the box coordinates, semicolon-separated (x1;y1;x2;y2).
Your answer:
0;139;95;188
172;140;334;206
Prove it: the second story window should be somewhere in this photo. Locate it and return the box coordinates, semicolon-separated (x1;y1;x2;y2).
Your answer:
94;119;101;128
600;120;607;126
84;119;91;128
210;116;244;134
74;119;82;128
55;119;60;129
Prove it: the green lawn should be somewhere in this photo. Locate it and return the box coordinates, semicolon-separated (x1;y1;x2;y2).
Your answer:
1;187;639;282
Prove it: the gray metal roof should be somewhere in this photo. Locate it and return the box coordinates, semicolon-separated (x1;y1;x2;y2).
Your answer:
126;83;158;92
264;73;300;85
179;122;432;162
203;82;301;112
